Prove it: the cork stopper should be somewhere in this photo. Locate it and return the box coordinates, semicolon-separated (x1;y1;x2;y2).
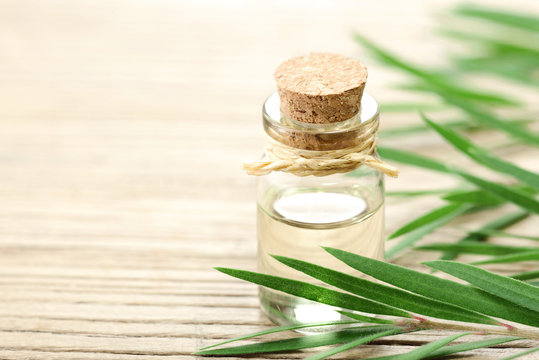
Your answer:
274;52;368;124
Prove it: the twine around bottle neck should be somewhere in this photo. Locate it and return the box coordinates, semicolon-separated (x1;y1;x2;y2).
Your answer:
243;116;399;177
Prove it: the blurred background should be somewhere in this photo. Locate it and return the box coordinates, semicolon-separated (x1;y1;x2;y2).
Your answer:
0;0;538;357
1;0;537;250
1;0;536;240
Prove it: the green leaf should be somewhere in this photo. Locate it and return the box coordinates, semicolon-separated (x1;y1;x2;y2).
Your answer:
380;146;539;213
389;203;468;240
454;3;539;32
215;268;410;318
324;248;539;327
416;242;536;255
380;119;531;138
380;102;446;113
500;347;539;360
471;250;539;265
380;117;532;138
379;120;482;138
468;229;539;242
440;29;539;57
462;210;530;242
304;329;400;360
454;171;539;214
435;92;539;146
426;336;523;359
385;203;474;260
273;255;495;325
198;320;361;351
424;261;539;313
365;332;471;360
196;325;397;355
511;270;539;281
449;33;539;87
338;311;394;324
354;34;521;107
387;189;457;197
400;77;537;141
441;210;529;260
454;54;539;87
378;146;453;173
356;30;539;143
454;54;539;88
398;81;521;107
443;189;504;206
423;114;539;189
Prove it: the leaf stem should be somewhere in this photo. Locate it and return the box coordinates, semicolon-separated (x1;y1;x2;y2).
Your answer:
412;319;539;340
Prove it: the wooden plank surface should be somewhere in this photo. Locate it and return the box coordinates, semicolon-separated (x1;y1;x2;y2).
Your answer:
0;0;538;359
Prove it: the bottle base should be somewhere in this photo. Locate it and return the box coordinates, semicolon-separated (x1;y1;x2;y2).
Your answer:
259;287;352;334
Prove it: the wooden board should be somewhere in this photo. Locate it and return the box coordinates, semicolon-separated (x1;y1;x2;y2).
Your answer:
0;1;537;359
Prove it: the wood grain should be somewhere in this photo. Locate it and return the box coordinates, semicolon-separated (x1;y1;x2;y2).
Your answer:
0;0;538;359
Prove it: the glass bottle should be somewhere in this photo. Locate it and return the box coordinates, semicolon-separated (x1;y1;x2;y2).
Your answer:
256;90;385;327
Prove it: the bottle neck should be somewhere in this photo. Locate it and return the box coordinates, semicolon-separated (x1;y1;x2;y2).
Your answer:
262;91;379;151
280;109;364;132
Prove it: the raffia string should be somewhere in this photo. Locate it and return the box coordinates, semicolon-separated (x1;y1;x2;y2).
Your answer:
243;117;399;177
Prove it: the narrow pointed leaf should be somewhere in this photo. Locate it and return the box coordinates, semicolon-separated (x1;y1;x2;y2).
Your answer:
365;332;471;360
273;255;495;325
511;270;539;281
379;119;489;138
441;210;529;260
385;203;474;260
500;347;539;360
471;250;539;265
463;210;529;242
215;268;409;318
455;3;539;32
378;146;453;173
387;188;456;197
389;203;467;240
472;229;539;242
443;189;504;206
304;329;400;360
436;92;539;146
423;115;539;189
454;171;539;214
454;55;539;88
426;336;522;359
380;146;539;212
324;248;539;327
354;34;518;106
198;320;361;351
404;74;537;140
399;80;521;106
356;34;538;143
402;59;537;136
196;325;397;355
424;261;539;312
338;311;394;324
380;118;531;136
380;102;446;113
416;242;536;255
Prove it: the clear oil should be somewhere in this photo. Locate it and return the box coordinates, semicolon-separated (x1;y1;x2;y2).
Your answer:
257;187;384;329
